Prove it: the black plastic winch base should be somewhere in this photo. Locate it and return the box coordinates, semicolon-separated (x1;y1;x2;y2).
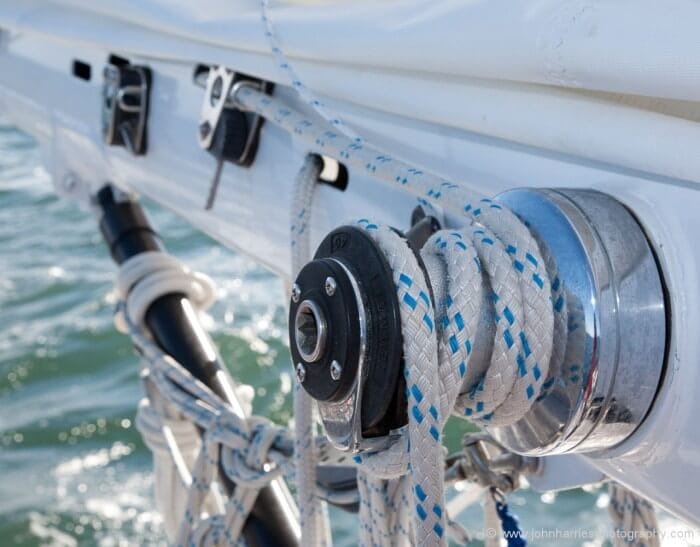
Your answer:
96;185;299;547
289;211;441;442
291;257;363;403
290;226;406;437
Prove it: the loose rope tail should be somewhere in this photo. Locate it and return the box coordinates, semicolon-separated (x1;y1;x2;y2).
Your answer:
609;482;660;547
290;154;331;546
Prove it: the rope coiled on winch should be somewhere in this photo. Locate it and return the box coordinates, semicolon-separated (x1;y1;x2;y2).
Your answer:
233;83;568;427
348;216;565;545
263;75;567;542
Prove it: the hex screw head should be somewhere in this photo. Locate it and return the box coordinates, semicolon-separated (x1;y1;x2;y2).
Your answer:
291;283;301;303
330;360;342;381
325;277;337;296
295;362;306;383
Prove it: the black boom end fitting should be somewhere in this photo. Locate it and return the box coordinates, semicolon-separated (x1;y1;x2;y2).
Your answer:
96;184;300;547
289;211;440;452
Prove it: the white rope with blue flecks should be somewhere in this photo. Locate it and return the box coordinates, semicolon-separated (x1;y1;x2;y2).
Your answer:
259;0;362;144
250;14;560;541
289;154;332;547
609;483;660;547
348;218;561;546
113;243;362;546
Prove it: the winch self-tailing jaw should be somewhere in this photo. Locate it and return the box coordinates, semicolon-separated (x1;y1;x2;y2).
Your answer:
288;190;668;456
289;211;440;452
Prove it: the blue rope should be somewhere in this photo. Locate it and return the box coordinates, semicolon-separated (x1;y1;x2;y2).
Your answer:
494;492;527;547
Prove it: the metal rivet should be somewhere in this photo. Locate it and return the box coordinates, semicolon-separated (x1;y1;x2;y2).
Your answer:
295;362;306;383
330;360;342;381
325;277;337;296
291;283;301;303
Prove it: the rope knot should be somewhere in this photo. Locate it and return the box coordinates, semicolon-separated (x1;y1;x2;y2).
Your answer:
218;415;287;489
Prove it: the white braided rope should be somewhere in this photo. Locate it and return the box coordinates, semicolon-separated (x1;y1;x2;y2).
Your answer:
237;8;660;545
259;0;362;143
289;154;331;547
608;483;660;547
349;219;558;545
355;223;446;544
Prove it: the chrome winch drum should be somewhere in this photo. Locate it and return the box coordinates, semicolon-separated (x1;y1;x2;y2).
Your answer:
288;189;668;456
491;188;667;455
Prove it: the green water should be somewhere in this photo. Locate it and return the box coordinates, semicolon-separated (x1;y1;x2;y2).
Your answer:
0;124;682;546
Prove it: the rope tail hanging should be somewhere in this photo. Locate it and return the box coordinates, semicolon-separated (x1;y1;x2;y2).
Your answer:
609;482;660;547
289;154;330;547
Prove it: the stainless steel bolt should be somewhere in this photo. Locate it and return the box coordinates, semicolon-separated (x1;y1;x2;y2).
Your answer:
330;360;342;381
325;277;337;296
291;283;301;303
295;362;306;383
